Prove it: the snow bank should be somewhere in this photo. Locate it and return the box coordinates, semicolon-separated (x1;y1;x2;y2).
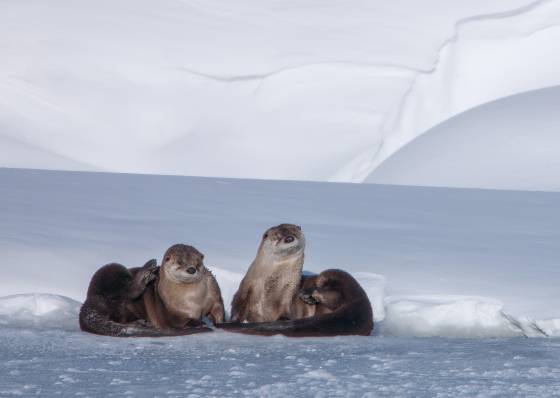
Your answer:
1;168;559;338
536;319;560;337
0;294;80;331
366;86;560;191
2;0;560;184
1;292;557;338
382;296;521;338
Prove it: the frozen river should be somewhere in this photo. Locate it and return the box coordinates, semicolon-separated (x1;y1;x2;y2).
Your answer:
1;329;559;397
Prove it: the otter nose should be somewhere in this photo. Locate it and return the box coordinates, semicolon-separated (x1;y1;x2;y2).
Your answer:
284;236;295;243
186;267;196;274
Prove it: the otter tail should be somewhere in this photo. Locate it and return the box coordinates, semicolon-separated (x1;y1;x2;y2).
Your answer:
217;309;371;337
79;305;212;337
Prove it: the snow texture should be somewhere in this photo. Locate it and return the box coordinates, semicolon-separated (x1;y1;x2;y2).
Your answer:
1;330;560;397
0;294;81;331
2;0;560;185
0;168;559;339
366;86;560;191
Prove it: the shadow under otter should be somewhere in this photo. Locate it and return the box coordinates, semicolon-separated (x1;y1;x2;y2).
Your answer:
218;269;374;337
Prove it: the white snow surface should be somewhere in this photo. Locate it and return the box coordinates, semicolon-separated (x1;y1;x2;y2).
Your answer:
366;86;560;191
0;294;81;331
2;330;560;397
2;0;560;183
1;168;559;339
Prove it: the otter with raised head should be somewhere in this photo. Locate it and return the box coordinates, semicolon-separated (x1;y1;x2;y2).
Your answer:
220;269;374;337
79;244;224;337
230;223;305;323
143;244;225;329
79;259;203;337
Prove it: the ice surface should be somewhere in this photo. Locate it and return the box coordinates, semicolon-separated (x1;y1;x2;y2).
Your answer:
2;0;560;184
0;330;559;397
366;86;560;191
0;168;559;338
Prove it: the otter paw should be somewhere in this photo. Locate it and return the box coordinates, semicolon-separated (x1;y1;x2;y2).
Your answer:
140;259;159;284
299;293;319;305
142;259;158;271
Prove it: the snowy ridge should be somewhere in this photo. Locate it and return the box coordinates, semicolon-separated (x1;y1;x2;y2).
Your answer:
332;0;560;182
0;294;81;331
2;0;560;185
365;86;560;191
382;296;556;338
0;260;557;339
1;289;558;338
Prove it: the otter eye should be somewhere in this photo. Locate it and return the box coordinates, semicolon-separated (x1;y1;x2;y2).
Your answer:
296;225;301;231
165;256;170;262
284;236;295;243
263;233;268;239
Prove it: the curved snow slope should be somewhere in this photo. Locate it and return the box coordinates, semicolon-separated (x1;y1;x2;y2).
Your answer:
1;168;559;338
2;0;560;182
366;87;560;191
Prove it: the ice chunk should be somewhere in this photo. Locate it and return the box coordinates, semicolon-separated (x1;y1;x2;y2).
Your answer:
0;294;81;331
381;295;523;338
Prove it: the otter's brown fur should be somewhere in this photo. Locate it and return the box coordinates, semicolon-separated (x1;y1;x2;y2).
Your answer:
230;224;305;322
79;244;224;337
79;259;209;337
142;244;225;329
220;269;374;337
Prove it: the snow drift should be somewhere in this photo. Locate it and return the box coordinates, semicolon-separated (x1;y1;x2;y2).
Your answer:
0;294;80;331
2;0;560;184
366;86;560;191
0;168;559;338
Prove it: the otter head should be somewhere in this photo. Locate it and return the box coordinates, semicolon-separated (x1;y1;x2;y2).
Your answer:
260;223;305;260
300;270;351;310
161;244;205;284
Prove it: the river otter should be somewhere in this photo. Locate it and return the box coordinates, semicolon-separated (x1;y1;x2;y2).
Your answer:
79;259;208;336
79;244;224;337
143;244;225;329
219;269;374;337
230;223;305;322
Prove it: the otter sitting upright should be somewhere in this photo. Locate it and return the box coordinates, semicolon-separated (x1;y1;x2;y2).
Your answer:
220;269;374;337
230;223;305;323
143;244;225;328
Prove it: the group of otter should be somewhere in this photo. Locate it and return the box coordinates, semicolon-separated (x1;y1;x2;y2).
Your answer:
79;224;373;337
